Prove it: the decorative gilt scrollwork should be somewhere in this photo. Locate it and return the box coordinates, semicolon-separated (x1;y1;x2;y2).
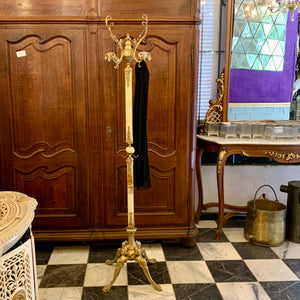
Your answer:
105;15;151;69
205;70;225;123
264;151;300;162
105;52;122;66
241;150;250;157
242;150;300;162
217;150;227;174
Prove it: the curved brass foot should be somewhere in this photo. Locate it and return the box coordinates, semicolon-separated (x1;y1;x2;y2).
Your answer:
103;238;162;292
103;254;128;292
105;241;128;265
136;255;162;291
139;243;157;264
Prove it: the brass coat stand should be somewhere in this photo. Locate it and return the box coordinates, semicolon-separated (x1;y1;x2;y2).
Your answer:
103;15;161;293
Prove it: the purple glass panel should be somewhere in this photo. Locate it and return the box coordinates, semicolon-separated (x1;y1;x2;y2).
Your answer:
229;12;298;103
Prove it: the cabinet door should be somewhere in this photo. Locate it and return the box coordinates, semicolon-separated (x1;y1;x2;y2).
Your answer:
102;25;194;228
0;27;90;229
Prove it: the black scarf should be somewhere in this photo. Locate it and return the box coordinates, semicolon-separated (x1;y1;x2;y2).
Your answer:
133;60;150;189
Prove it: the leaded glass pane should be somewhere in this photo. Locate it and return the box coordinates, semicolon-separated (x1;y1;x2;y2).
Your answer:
231;53;250;68
247;38;263;53
273;41;284;56
249;22;260;35
280;41;286;52
266;56;276;71
252;56;263;69
276;12;288;24
248;8;260;21
233;21;247;37
243;0;255;4
260;54;270;68
267;39;278;53
262;11;273;23
241;37;252;52
232;36;239;50
268;25;279;39
257;5;267;19
233;39;245;53
273;56;284;69
246;54;257;68
276;24;286;40
260;41;271;55
231;0;287;71
254;24;265;39
242;23;252;37
263;23;273;38
236;5;246;19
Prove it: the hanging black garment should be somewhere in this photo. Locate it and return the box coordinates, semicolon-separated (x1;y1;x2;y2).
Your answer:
133;60;151;189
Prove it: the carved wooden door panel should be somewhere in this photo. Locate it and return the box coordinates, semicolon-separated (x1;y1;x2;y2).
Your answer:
102;25;194;229
0;27;90;229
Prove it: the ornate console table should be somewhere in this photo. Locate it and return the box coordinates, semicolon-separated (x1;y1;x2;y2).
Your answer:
0;192;38;300
195;135;300;239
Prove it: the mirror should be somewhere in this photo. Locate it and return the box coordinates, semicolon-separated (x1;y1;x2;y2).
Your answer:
224;0;299;121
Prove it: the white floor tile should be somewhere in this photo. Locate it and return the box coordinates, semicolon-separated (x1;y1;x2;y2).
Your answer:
222;228;248;242
84;263;128;286
197;242;242;260
271;241;300;259
217;282;271;300
245;259;299;281
166;261;214;284
141;243;165;262
48;246;90;265
196;220;217;228
128;284;176;300
38;287;82;300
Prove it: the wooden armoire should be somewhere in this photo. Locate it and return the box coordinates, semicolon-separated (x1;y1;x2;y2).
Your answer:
0;0;200;244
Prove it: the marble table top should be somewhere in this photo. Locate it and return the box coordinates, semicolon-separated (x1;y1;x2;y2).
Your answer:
0;191;37;256
197;134;300;146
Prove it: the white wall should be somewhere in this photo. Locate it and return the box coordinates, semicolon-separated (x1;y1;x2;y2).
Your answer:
197;164;300;213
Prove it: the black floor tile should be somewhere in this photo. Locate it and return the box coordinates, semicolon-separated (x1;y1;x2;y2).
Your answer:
82;286;128;300
39;264;87;288
35;245;54;265
232;242;279;259
127;261;171;285
206;260;256;282
162;243;202;261
88;245;120;263
222;219;246;228
173;283;223;300
196;228;229;243
283;259;300;279
260;281;300;300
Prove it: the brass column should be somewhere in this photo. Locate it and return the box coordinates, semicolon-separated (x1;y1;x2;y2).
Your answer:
102;15;161;293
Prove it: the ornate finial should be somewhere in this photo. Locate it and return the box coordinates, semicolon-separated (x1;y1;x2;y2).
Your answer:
104;15;151;68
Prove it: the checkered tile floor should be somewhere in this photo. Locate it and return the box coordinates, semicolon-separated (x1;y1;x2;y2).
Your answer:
35;220;300;300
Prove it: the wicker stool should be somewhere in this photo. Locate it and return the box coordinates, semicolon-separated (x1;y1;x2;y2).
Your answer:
0;192;38;300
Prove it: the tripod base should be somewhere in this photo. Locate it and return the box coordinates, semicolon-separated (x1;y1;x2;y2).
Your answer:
102;227;162;292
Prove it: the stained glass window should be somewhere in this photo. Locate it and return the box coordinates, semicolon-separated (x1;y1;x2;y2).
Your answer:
231;0;287;71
